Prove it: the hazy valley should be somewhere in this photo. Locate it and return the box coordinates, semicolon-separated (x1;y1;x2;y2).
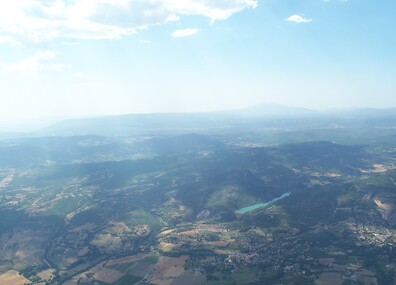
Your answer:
1;107;396;285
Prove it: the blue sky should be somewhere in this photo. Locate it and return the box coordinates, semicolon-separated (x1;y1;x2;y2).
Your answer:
0;0;395;123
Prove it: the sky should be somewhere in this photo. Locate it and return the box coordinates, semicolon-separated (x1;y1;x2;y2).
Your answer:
0;0;395;123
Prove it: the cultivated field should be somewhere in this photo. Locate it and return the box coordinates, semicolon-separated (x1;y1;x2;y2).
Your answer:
0;270;32;285
148;255;188;285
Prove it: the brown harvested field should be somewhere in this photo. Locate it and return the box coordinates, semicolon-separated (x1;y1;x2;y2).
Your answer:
0;270;32;285
176;225;224;237
318;258;335;266
363;276;378;285
148;256;188;285
315;272;343;285
160;242;179;252
88;264;125;284
77;246;89;257
178;230;198;236
127;262;155;277
214;249;229;255
150;278;173;285
37;268;55;281
158;229;176;237
64;257;78;265
93;268;124;283
106;252;149;266
374;199;393;211
199;225;224;233
360;269;376;277
332;264;346;272
172;271;206;285
64;254;151;285
163;264;185;278
347;263;362;270
62;279;78;285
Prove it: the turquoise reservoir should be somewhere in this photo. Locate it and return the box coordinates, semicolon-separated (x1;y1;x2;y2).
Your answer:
235;192;291;215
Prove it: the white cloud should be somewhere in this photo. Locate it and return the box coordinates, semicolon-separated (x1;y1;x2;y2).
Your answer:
0;35;21;46
0;0;258;43
73;71;84;78
0;51;71;74
62;41;81;46
172;28;200;38
286;14;312;23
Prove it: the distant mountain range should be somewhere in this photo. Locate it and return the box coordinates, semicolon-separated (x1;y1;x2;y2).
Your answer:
228;103;321;117
1;104;396;137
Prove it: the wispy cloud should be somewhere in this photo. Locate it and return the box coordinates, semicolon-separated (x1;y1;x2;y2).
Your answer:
62;41;80;46
0;0;258;44
139;40;153;44
73;72;84;78
0;51;71;74
286;15;313;23
0;35;20;46
172;28;200;38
